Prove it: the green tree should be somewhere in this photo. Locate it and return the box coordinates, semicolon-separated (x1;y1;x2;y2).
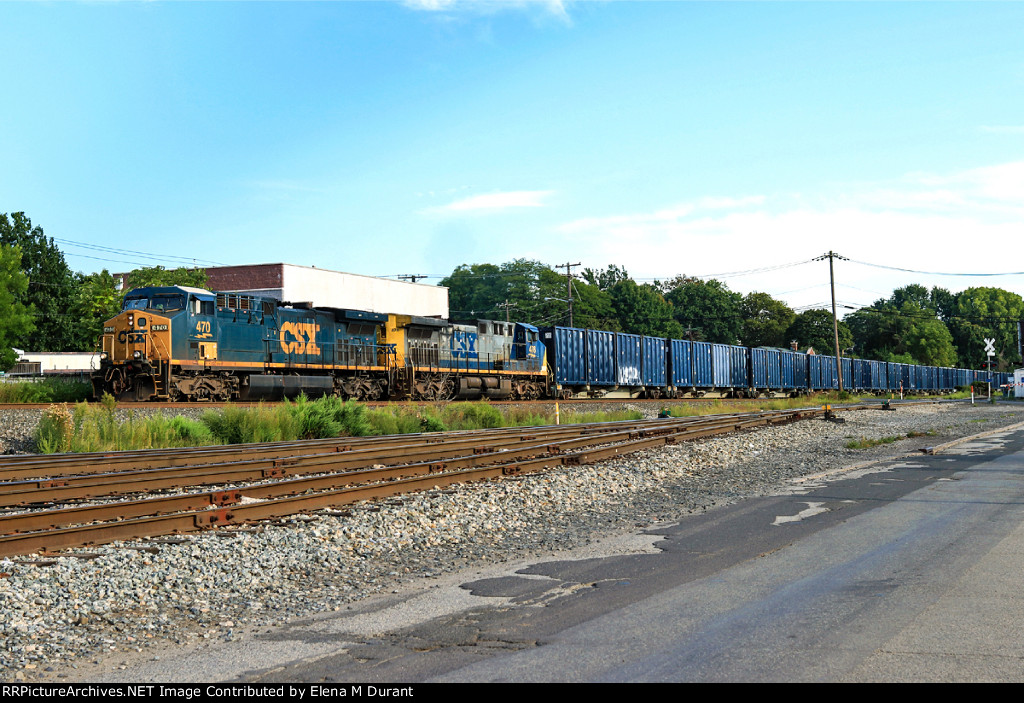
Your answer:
582;264;630;291
846;302;924;361
786;308;852;355
906;316;958;367
889;283;933;311
950;287;1024;369
70;269;122;349
122;265;208;291
566;276;618;330
440;259;619;328
740;292;795;348
72;265;210;350
608;280;683;338
0;212;77;351
930;286;957;322
664;278;742;343
845;286;958;366
0;245;35;369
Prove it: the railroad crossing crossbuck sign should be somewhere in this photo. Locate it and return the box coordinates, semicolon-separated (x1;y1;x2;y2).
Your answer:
985;338;996;357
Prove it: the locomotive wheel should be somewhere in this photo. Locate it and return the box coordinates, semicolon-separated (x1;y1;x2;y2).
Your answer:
441;377;457;400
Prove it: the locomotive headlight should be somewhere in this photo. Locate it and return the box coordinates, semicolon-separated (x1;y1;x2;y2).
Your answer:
100;352;108;360
128;314;134;327
133;350;142;360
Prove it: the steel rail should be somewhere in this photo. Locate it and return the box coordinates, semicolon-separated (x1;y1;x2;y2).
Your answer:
0;410;824;504
0;412;800;534
0;414;700;477
0;411;809;557
0;408;832;482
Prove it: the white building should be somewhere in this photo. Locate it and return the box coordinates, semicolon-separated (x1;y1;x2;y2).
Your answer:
9;350;99;375
203;263;448;318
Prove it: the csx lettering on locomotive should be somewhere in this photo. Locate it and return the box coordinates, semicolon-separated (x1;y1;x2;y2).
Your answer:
279;322;321;355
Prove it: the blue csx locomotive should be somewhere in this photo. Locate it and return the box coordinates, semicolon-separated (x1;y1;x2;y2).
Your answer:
91;285;1004;401
92;286;547;401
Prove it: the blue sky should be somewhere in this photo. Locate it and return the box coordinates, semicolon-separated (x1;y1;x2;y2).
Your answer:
3;0;1023;315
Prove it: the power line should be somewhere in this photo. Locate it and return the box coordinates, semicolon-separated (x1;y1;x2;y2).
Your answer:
53;237;227;267
848;258;1024;277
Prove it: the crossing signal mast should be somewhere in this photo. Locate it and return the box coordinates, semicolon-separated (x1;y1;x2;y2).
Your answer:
985;337;996;401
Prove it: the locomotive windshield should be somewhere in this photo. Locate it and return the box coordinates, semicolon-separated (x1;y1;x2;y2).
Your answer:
123;294;187;313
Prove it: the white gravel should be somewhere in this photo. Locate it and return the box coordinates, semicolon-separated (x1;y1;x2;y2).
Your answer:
1;400;1023;681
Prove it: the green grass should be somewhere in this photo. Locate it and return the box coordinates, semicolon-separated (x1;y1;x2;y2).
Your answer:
33;396;646;453
659;392;886;419
36;402;221;453
0;378;92;403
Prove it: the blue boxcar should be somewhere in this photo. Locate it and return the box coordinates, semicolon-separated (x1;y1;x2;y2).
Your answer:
888;363;903;391
710;344;731;387
840;357;853;390
750;348;782;390
870;360;886;390
818;356;834;389
692;342;715;387
541;326;586;387
670;339;693;389
778;349;797;389
586;329;616;386
642;336;667;388
791;352;809;390
852;358;867;391
541;322;991;400
729;345;749;388
615;333;643;387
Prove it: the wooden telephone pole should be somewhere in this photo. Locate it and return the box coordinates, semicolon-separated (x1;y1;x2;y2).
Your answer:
815;251;848;393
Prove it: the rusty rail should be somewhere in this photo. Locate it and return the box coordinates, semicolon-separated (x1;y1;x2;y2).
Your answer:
0;407;845;558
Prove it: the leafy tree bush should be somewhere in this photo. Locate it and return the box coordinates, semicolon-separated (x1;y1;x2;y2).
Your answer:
0;244;34;369
0;213;77;351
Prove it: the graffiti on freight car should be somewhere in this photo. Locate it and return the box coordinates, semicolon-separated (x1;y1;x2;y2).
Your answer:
280;322;322;355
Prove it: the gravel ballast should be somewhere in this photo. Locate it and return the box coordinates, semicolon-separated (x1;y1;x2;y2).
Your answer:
2;400;1023;681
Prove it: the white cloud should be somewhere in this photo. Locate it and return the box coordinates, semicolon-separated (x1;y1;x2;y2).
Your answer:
403;0;571;21
558;195;764;235
426;189;554;214
403;0;459;10
544;161;1024;311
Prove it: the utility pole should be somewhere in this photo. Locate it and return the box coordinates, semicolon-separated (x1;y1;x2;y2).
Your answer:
496;299;515;323
814;251;848;394
555;262;581;327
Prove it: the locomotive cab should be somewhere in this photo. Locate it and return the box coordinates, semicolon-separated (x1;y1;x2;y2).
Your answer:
92;286;225;401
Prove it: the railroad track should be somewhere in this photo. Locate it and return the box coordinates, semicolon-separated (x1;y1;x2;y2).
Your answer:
0;405;878;560
0;394;928;411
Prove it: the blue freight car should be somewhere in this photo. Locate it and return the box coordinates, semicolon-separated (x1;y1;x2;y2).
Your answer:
641;336;668;393
669;339;693;393
616;333;643;387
